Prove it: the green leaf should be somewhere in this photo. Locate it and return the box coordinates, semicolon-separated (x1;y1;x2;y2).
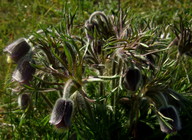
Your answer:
140;42;149;48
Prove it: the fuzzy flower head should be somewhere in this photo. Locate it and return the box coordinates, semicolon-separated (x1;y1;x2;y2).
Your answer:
12;55;36;85
3;38;31;63
49;98;73;129
158;105;181;133
18;93;31;110
123;68;142;91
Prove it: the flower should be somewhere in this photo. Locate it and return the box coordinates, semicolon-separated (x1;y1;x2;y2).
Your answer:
158;105;181;133
18;93;31;110
12;55;36;85
49;98;73;129
3;38;31;63
123;68;142;91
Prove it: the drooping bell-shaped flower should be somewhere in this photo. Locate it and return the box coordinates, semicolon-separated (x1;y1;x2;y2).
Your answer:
49;98;73;129
18;93;31;110
3;38;31;63
123;68;142;91
12;55;36;85
158;105;181;133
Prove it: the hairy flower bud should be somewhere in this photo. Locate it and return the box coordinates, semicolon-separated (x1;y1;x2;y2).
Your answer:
12;56;36;85
18;93;31;110
70;91;86;110
123;68;142;91
49;98;73;129
158;105;181;133
3;38;31;63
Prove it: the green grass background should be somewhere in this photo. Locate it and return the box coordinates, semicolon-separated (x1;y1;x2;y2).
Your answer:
0;0;192;139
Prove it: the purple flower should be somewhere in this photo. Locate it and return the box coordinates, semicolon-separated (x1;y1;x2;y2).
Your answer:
12;56;36;85
158;105;181;133
18;93;31;110
49;98;73;129
123;68;142;91
3;38;31;63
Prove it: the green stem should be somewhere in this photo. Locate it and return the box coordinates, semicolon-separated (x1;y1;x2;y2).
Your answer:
99;69;104;97
63;79;74;99
40;92;53;109
111;57;117;106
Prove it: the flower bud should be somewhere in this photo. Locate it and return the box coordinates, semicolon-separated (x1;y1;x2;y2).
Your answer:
49;98;73;129
70;91;86;110
158;105;181;133
12;56;36;85
18;93;31;110
3;38;31;63
123;68;142;91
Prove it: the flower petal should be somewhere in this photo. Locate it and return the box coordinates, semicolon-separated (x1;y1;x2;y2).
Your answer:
158;105;181;133
63;100;73;127
18;93;31;110
49;99;66;125
4;38;31;63
124;68;142;91
12;56;35;84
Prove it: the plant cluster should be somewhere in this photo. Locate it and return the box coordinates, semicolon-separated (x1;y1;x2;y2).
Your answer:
3;7;192;139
